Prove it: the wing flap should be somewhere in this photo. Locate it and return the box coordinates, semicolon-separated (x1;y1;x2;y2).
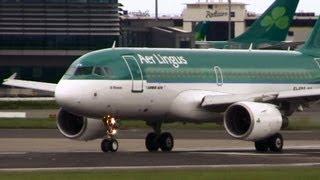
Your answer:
277;89;320;99
201;89;320;108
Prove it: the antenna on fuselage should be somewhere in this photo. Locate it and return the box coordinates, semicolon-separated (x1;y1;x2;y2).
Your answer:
249;43;253;51
112;41;116;49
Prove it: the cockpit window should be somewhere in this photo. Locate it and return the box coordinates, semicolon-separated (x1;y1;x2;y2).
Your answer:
74;67;93;76
104;67;112;76
93;67;104;76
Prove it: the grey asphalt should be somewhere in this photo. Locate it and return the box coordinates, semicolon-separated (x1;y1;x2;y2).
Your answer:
1;149;320;169
1;130;320;169
1;129;320;140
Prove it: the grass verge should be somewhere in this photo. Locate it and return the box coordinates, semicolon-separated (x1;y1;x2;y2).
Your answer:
0;168;320;180
0;101;58;110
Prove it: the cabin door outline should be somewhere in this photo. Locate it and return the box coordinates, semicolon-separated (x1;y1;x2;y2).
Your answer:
214;66;223;86
314;58;320;69
122;55;144;93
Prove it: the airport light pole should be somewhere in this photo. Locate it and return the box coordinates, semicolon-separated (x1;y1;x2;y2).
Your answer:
155;0;158;19
228;0;232;41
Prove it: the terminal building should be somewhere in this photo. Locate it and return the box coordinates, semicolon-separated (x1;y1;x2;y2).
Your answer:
182;1;247;40
0;0;120;96
181;0;317;42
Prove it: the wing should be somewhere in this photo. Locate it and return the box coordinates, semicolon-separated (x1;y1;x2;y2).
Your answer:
259;41;305;50
2;73;57;92
201;88;320;108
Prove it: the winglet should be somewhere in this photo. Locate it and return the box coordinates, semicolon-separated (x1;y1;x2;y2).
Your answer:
4;73;17;82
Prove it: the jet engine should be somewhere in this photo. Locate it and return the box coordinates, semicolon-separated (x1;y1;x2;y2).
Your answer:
224;102;283;141
57;109;106;141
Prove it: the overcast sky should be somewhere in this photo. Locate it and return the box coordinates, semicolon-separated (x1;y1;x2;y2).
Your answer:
119;0;320;16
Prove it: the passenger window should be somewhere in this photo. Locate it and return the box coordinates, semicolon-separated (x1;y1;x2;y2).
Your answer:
74;67;93;76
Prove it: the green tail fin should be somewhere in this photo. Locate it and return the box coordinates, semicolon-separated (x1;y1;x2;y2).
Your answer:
300;17;320;57
233;0;299;43
194;21;209;41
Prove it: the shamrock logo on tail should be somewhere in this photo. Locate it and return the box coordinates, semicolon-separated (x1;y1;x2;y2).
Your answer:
260;7;289;31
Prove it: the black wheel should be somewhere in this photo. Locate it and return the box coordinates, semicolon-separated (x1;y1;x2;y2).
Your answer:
145;132;159;152
101;139;110;153
268;133;283;153
255;140;269;152
108;139;119;152
159;132;174;152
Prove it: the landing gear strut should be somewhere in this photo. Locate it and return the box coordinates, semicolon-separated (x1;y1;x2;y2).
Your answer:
255;133;283;153
101;115;119;153
145;121;174;152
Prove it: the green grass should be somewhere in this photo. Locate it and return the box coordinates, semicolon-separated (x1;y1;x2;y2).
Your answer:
0;101;58;110
0;168;320;180
0;118;56;129
287;117;320;130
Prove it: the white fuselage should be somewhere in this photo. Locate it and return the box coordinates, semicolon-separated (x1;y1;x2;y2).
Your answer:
55;79;320;123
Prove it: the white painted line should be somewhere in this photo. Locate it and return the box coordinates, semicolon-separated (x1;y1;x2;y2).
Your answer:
1;163;320;172
190;152;302;156
0;112;26;118
0;152;27;155
0;97;54;102
176;145;320;152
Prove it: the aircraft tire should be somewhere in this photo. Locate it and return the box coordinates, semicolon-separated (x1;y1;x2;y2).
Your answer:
254;140;269;152
101;138;119;153
159;132;174;152
101;139;110;153
268;133;284;153
145;132;159;152
109;139;119;152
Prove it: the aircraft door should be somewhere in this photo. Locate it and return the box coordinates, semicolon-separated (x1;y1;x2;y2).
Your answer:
314;58;320;69
122;55;144;93
214;66;223;86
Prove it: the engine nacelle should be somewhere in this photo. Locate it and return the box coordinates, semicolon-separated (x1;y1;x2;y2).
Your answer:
57;109;105;141
224;102;282;141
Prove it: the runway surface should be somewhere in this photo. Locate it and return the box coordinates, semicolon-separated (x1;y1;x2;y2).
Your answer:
1;129;320;170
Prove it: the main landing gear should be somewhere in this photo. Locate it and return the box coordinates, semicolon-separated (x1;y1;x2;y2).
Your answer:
101;115;119;153
145;122;174;152
254;133;284;153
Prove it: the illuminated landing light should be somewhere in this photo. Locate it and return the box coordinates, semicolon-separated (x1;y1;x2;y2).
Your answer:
103;115;119;137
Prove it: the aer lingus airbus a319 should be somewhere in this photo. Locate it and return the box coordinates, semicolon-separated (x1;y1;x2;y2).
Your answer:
4;16;320;153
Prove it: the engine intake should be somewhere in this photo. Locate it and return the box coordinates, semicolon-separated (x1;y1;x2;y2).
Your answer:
224;102;283;141
57;109;105;141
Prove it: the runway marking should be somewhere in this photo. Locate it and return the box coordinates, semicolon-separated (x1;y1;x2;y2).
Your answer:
0;152;27;155
1;163;320;172
189;152;302;156
0;112;26;118
176;145;320;152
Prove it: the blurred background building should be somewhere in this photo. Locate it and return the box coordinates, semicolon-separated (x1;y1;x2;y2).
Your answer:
0;0;318;96
0;0;120;96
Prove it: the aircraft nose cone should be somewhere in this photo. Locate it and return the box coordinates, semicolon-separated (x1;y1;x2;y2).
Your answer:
55;80;80;112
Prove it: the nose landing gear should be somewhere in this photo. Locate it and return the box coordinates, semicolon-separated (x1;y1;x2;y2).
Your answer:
101;115;119;153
